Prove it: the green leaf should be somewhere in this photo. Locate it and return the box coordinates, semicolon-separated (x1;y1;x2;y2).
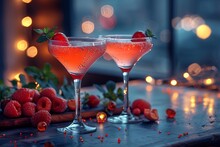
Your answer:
19;74;26;86
43;63;51;74
10;79;18;88
94;84;106;93
36;35;48;43
43;27;49;33
25;66;41;78
46;31;55;39
117;87;123;101
106;81;116;92
33;29;43;34
22;82;37;89
145;29;157;39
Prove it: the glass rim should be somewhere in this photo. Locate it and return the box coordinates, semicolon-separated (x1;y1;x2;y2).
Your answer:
101;34;152;42
48;37;105;43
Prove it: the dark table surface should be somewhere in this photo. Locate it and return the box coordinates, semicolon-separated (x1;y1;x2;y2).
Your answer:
1;80;220;147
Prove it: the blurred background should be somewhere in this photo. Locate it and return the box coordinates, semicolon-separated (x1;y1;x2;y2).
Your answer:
0;0;220;87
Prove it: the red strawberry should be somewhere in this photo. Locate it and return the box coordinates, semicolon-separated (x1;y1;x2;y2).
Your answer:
51;32;69;46
22;102;36;117
107;101;116;111
1;99;10;111
132;31;146;42
144;109;159;121
11;88;33;104
67;99;76;111
52;97;67;113
166;108;176;119
40;87;56;100
87;95;100;108
37;97;52;112
3;100;21;118
132;108;141;116
32;89;41;103
131;99;151;114
31;110;52;127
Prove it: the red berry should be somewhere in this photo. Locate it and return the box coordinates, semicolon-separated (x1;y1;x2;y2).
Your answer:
40;88;56;100
87;95;100;108
22;102;36;117
36;97;52;112
31;110;51;127
131;99;151;114
11;88;33;104
67;99;76;111
131;31;146;42
37;121;47;132
144;108;159;121
3;100;21;118
107;101;116;111
51;32;69;46
132;108;141;116
51;97;67;113
32;90;41;104
166;108;176;119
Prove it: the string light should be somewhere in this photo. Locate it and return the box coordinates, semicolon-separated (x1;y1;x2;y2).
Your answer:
81;20;95;34
21;16;32;27
22;0;32;4
26;46;38;58
16;40;28;51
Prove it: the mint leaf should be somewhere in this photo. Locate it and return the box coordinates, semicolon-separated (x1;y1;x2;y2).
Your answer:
145;29;157;39
106;81;116;92
36;35;48;43
33;29;44;34
19;74;26;86
43;27;49;33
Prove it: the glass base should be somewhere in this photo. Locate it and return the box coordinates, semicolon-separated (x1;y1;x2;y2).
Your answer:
107;112;142;124
57;120;96;134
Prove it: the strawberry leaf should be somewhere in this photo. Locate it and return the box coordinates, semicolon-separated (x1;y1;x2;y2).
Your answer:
43;27;49;33
36;35;48;43
33;29;43;34
145;29;157;39
19;74;27;86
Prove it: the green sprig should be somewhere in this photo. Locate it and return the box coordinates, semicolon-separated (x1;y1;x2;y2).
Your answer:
34;26;57;43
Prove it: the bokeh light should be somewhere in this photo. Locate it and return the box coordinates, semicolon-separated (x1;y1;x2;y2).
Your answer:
26;46;38;58
170;79;177;86
81;20;95;34
183;72;189;79
101;5;114;18
16;40;28;51
21;16;32;27
145;76;155;84
22;0;32;3
188;63;202;76
203;78;214;85
196;24;212;39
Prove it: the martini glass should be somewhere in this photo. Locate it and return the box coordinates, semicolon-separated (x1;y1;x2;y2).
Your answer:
104;35;153;123
48;37;106;134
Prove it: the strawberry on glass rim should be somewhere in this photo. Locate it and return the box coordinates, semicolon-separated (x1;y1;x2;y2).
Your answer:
131;29;156;42
34;27;69;46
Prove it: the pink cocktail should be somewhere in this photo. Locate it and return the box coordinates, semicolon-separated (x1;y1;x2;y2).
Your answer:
48;37;106;133
104;35;153;123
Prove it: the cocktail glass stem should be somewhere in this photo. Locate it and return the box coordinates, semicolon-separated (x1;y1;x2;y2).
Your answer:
74;79;82;122
122;71;131;115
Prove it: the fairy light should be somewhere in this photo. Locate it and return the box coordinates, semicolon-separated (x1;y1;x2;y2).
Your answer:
26;46;38;58
203;78;214;85
101;5;114;18
81;20;95;34
22;0;32;3
183;72;189;78
145;76;155;84
21;16;32;27
196;24;211;39
16;40;28;51
170;79;177;86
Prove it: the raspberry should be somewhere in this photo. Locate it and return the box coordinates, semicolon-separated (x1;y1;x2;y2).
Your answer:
131;99;151;114
36;97;52;112
132;108;141;116
40;87;56;100
31;110;52;127
107;101;116;111
11;88;33;104
166;108;176;119
87;95;100;108
3;100;21;118
32;89;41;104
52;97;67;113
67;99;76;111
22;102;36;117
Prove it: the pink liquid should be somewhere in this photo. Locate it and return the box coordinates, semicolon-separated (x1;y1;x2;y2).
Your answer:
106;41;153;72
49;44;105;79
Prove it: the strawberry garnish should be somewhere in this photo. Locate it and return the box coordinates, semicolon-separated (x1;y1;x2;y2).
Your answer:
132;29;156;42
34;27;69;46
